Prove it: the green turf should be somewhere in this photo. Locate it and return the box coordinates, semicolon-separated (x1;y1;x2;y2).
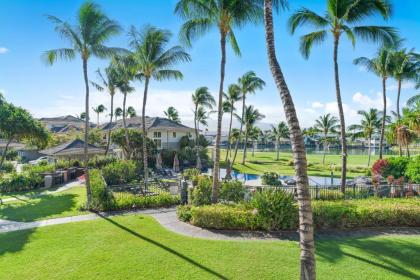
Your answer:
0;215;418;279
0;186;87;222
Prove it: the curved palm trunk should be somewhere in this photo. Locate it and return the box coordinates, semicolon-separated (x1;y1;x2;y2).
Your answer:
225;106;234;162
379;77;387;159
142;78;150;189
231;96;246;165
264;1;316;279
333;36;347;194
105;93;114;156
211;32;227;204
0;138;12;170
396;79;402;156
122;93;130;159
367;135;372;167
193;104;201;168
276;139;280;160
242;129;249;164
82;58;92;206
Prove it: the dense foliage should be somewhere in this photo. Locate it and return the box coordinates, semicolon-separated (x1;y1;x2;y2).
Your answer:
101;160;138;185
372;156;420;183
0;171;43;193
405;156;420;183
219;180;245;203
261;172;281;186
111;128;156;162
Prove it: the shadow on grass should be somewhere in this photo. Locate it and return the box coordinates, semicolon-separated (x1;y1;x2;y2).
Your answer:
0;228;36;256
99;214;228;280
0;194;78;222
316;237;420;279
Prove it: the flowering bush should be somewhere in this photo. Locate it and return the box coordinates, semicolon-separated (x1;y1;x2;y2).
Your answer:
371;159;389;177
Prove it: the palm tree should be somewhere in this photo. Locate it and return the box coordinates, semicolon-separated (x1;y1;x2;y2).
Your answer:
314;114;339;165
406;94;420;109
127;106;137;118
192;87;215;145
176;0;262;203
91;65;119;155
129;25;190;188
349;109;382;166
289;0;398;192
115;107;123;121
238;105;264;164
196;106;210;132
224;84;241;161
79;112;87;121
44;2;121;206
231;72;265;165
92;104;107;127
354;47;394;159
263;0;316;277
271;121;289;161
249;126;261;157
164;106;181;123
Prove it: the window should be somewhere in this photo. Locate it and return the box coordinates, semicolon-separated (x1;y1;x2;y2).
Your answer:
154;139;162;148
153;131;161;138
172;132;176;138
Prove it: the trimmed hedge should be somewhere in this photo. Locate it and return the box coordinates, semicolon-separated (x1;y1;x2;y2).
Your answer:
102;160;137;185
0;171;43;193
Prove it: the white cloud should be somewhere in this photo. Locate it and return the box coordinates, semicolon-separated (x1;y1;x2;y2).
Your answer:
0;47;8;54
352;92;392;110
388;82;416;91
311;102;324;108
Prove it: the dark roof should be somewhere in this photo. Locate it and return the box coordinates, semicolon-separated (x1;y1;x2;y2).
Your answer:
39;115;83;123
39;115;96;133
39;139;105;156
100;117;194;132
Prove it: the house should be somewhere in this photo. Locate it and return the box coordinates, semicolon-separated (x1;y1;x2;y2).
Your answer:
100;117;196;150
39;115;96;133
39;139;105;160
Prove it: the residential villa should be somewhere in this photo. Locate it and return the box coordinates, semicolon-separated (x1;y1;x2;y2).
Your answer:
39;115;95;133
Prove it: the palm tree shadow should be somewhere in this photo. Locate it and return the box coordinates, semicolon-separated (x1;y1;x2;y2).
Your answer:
98;214;228;280
0;228;36;256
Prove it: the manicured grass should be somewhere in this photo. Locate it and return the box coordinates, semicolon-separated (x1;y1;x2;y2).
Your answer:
0;186;87;222
218;149;383;178
0;215;419;279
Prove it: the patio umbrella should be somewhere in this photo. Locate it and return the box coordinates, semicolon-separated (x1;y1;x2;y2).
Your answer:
156;152;163;170
225;159;232;180
196;154;202;170
173;153;180;173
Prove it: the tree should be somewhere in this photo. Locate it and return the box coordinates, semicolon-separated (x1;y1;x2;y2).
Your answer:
192;87;215;144
115;107;123;121
223;84;241;161
289;0;398;193
164;106;181;123
129;25;190;188
231;71;265;166
196;106;210;131
271;121;289;161
176;0;262;203
348;109;382;166
92;104;107;127
44;2;122;206
238;105;264;164
127;106;137;118
249;126;261;157
263;0;316;278
354;47;394;159
79;112;87;121
314;114;339;164
91;64;119;155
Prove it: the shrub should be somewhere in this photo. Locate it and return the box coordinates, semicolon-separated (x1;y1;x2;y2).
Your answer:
22;164;55;174
177;205;192;222
251;189;298;230
0;171;43;192
182;168;201;180
191;176;212;206
88;156;117;169
5;149;18;161
102;160;137;185
261;172;281;186
110;192;180;211
406;156;420;183
371;159;389;177
0;162;15;173
220;180;245;202
383;157;410;179
89;169;114;210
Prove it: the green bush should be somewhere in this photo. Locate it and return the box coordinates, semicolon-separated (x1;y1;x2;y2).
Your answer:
88;156;117;169
0;162;15;173
383;157;410;179
176;205;192;222
0;171;43;193
5;149;18;161
22;164;55;174
89;169;114;210
261;172;281;186
102;160;137;185
251;189;298;230
406;156;420;183
220;180;245;202
191;176;212;206
110;192;180;211
182;168;201;180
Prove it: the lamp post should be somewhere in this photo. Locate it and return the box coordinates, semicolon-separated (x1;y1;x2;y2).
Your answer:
330;163;335;186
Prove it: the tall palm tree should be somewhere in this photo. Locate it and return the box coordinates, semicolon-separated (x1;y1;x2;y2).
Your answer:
92;104;107;127
44;2;121;206
192;87;215;145
224;84;241;161
263;0;316;278
164;106;181;123
349;109;382;166
271;121;289;161
196;106;210;132
129;25;190;188
231;71;265;165
127;106;137;118
175;0;262;203
115;107;123;121
289;0;398;192
249;126;261;157
354;47;394;159
238;105;264;164
91;65;119;155
314;114;339;164
79;112;87;121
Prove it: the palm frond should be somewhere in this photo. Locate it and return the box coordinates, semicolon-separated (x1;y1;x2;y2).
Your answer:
288;8;329;34
299;30;328;59
154;70;184;81
228;31;241;56
42;48;76;65
179;18;213;47
353;25;399;47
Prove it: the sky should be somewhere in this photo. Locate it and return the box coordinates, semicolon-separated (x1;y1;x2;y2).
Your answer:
0;0;419;131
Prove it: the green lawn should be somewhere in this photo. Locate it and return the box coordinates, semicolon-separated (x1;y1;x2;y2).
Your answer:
218;149;384;178
0;186;87;222
0;215;419;279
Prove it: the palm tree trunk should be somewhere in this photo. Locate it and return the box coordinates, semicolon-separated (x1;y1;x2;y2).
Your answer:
264;1;316;279
252;139;255;157
322;136;327;165
397;79;402;156
105;93;114;156
211;32;227;204
242;130;248;164
122;93;130;159
406;144;410;157
367;135;372;167
0;138;12;170
142;77;150;189
276;140;280;160
379;77;387;159
194;104;199;145
82;58;92;206
97;113;99;127
225;106;234;162
232;96;246;165
333;35;347;194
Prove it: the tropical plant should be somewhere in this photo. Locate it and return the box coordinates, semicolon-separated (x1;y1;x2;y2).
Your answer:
231;71;265;165
314;114;339;164
44;2;122;205
128;25;190;188
238;105;264;164
263;0;316;277
271;121;289;161
191;87;215;144
164;106;181;123
79;112;87;121
249;126;261;157
349;109;383;166
223;84;241;161
289;0;398;192
127;106;136;118
196;106;210;131
92;104;107;126
115;107;123;121
354;46;394;159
